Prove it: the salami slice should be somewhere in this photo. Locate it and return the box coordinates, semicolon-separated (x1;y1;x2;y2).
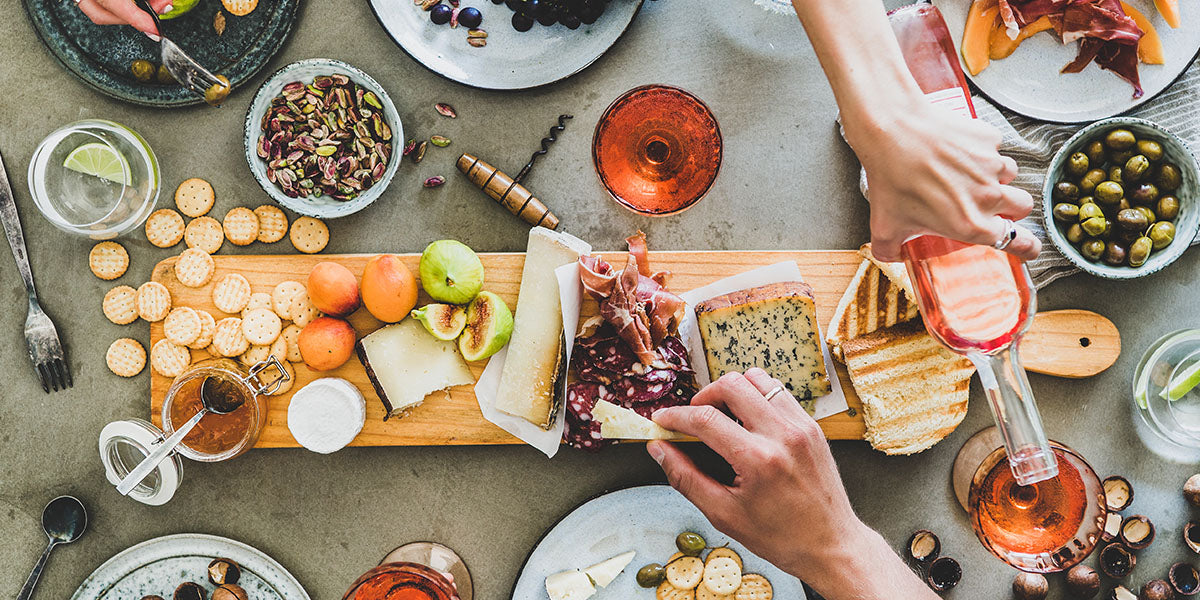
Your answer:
575;335;638;375
564;382;615;452
612;376;675;406
657;336;693;372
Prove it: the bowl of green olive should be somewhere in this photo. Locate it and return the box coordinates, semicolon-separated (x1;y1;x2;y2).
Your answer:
1044;117;1199;279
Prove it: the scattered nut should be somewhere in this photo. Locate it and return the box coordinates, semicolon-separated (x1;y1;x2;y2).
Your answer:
925;556;961;592
1171;562;1200;596
1102;511;1123;543
412;141;428;164
213;11;226;35
1185;474;1200;507
430;135;451;147
435;103;457;118
142;596;166;600
211;584;248;600
1066;564;1100;599
1103;476;1134;511
1141;579;1173;600
1120;515;1155;550
1187;521;1200;554
174;582;206;600
906;530;940;564
423;176;446;188
208;558;241;586
1111;586;1137;600
1100;544;1136;579
402;139;417;156
1013;572;1049;600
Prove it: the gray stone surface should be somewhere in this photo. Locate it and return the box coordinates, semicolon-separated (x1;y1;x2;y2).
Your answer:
1;1;1198;599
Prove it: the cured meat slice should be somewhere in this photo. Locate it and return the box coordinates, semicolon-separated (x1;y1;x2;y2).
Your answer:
612;375;676;406
564;382;615;452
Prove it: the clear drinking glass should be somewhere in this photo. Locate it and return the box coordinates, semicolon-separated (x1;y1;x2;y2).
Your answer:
1133;330;1200;448
27;119;159;239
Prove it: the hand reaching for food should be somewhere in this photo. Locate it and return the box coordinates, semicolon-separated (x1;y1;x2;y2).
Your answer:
76;0;173;38
648;369;939;600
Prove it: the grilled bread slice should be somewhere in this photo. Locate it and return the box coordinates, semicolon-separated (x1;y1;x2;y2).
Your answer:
859;243;916;301
826;259;919;361
842;320;975;455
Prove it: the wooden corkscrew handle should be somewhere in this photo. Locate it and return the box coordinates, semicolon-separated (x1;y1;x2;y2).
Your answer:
457;154;559;230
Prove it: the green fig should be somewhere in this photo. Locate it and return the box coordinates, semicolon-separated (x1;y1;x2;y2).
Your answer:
458;291;513;362
419;240;484;304
411;303;467;341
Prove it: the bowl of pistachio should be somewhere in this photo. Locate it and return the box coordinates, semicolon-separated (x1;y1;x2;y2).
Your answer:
1043;117;1199;280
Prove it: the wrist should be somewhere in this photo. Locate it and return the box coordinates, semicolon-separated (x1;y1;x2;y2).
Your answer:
797;524;934;600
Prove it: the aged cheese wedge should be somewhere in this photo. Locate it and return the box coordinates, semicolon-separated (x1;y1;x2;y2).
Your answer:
356;318;474;420
593;400;684;440
585;550;637;588
494;227;591;429
546;569;596;600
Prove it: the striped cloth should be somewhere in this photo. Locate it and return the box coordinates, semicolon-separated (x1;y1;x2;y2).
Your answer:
973;64;1200;288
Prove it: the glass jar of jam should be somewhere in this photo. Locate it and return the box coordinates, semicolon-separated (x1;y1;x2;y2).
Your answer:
343;563;458;600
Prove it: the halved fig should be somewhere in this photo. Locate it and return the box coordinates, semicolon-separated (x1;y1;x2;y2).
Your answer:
411;303;467;341
458;291;513;362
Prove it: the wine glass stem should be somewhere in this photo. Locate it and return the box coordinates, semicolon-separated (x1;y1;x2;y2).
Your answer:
968;344;1058;486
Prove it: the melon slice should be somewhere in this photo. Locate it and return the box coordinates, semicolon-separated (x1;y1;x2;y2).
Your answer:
989;15;1054;60
1122;1;1166;64
1155;0;1181;28
963;0;1001;76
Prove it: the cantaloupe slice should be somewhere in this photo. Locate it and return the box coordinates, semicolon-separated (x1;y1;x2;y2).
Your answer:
989;15;1054;60
1123;1;1166;64
963;0;1000;76
1154;0;1181;28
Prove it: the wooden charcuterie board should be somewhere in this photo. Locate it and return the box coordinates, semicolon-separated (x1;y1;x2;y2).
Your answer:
149;251;1119;448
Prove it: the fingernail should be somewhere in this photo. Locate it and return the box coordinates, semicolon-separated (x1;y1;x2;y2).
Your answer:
647;442;665;465
145;32;161;42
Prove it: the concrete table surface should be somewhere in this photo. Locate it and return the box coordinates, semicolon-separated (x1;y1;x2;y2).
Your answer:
1;1;1198;599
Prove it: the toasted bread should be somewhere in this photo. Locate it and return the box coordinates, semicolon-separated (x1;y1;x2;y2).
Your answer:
859;243;916;301
842;320;975;455
826;259;919;361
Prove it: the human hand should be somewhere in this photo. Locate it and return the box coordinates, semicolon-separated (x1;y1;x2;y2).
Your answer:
648;369;937;599
841;96;1040;263
76;0;173;38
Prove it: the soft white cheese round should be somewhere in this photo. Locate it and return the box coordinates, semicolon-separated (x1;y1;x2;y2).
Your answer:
286;377;366;454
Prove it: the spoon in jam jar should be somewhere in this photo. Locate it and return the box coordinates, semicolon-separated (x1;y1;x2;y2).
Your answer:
116;377;246;495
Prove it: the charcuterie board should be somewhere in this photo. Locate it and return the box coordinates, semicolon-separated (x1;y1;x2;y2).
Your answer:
149;251;1119;448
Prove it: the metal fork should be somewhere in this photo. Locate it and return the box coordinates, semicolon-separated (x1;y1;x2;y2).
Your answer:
0;150;71;393
133;0;228;102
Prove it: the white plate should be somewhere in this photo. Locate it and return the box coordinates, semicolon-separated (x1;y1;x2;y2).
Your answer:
932;0;1200;123
72;533;311;600
511;485;806;599
369;0;643;90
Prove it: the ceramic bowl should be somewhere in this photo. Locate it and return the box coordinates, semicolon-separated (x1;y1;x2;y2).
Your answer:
243;58;402;219
1043;117;1199;280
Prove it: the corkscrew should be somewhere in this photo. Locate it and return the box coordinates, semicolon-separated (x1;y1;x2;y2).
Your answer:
457;114;572;229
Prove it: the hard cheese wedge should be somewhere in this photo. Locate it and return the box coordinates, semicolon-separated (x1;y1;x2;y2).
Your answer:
593;400;684;440
494;227;591;429
546;569;596;600
356;318;474;420
584;550;636;588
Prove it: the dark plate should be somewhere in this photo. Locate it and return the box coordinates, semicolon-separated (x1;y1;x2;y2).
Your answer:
23;0;299;107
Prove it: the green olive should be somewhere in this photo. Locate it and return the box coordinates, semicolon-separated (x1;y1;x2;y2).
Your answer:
1066;223;1086;244
1110;149;1135;167
1095;180;1124;204
1065;152;1090;178
1085;140;1107;166
131;59;155;83
1081;216;1109;237
1052;181;1080;203
1080;239;1107;261
156;63;175;85
1157;195;1180;220
1130;183;1160;205
1103;241;1129;266
1079;169;1108;194
1137;139;1165;162
1077;203;1105;221
1135;205;1157;226
676;532;707;556
1108;166;1124;185
636;564;665;588
204;74;231;107
1149;221;1176;250
1118;198;1133;213
1053;203;1080;222
1124;155;1152;182
1117;208;1149;232
1156;164;1182;192
1105;129;1137;150
1129;237;1153;267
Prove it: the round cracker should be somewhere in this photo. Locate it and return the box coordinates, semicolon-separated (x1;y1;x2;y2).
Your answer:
106;338;146;377
174;178;215;217
265;360;295;395
185;216;224;254
657;581;696;600
223;206;260;246
289;290;320;327
696;585;734;600
289;216;329;254
254;205;288;243
705;548;744;571
272;281;306;319
222;0;258;16
242;292;272;317
136;281;172;322
145;208;185;248
150;339;191;377
666;556;704;591
103;285;139;325
89;241;129;280
211;317;250;357
212;273;253;314
733;575;772;600
280;324;303;362
175;247;215;288
701;557;742;596
268;334;289;361
242;308;282;345
163;307;202;346
241;344;271;365
189;309;216;350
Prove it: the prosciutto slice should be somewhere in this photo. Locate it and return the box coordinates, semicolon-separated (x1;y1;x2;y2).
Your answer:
999;0;1067;35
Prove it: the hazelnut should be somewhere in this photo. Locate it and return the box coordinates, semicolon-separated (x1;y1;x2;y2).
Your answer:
1103;476;1134;511
1066;564;1101;599
208;558;242;586
1111;586;1138;600
142;597;166;600
1100;544;1136;579
1013;572;1049;600
1140;579;1173;600
1171;562;1200;596
174;582;206;600
1185;474;1200;507
211;584;248;600
925;556;961;592
1119;515;1156;550
1102;511;1124;543
1186;521;1200;554
906;530;940;564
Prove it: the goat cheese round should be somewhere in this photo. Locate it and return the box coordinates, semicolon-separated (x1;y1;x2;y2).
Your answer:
286;377;366;454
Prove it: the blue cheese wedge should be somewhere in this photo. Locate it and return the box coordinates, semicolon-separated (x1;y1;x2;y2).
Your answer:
545;569;596;600
592;400;684;440
584;551;636;588
695;281;832;412
356;319;474;420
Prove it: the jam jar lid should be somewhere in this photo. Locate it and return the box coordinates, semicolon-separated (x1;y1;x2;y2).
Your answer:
98;419;183;506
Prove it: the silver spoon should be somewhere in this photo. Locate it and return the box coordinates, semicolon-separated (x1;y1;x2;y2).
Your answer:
17;496;87;600
116;377;246;496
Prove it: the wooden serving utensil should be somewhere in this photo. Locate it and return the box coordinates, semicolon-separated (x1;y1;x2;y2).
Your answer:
1023;309;1120;378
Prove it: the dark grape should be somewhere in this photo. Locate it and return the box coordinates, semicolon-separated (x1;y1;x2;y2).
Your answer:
505;0;523;10
560;13;580;28
491;0;504;4
458;6;483;27
523;0;541;15
578;7;600;24
537;10;557;25
512;12;535;31
430;4;453;24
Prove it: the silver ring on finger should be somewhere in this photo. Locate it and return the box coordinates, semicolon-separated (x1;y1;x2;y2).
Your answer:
993;218;1017;251
762;386;786;403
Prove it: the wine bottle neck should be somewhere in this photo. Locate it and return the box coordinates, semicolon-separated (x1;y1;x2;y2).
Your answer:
968;346;1058;485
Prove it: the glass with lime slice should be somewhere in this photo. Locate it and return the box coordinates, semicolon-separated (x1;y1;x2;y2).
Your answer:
1132;330;1200;449
159;0;200;19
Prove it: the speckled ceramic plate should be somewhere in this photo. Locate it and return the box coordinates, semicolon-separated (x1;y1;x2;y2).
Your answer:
71;533;311;600
932;0;1200;123
511;485;806;599
23;0;299;107
369;0;642;91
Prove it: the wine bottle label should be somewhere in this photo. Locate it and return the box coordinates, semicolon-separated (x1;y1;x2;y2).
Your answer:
924;87;974;119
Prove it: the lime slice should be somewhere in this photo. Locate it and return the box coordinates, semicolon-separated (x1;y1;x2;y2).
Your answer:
1163;360;1200;402
159;0;200;20
63;142;130;185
